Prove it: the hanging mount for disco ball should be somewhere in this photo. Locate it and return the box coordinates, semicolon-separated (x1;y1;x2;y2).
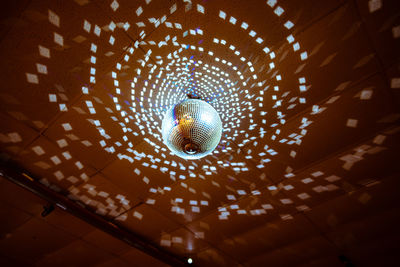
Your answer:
186;93;201;100
161;95;222;160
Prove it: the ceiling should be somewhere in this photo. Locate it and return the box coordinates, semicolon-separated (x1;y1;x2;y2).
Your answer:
0;0;399;266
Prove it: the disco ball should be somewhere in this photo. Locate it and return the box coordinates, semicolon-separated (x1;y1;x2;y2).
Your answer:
161;99;222;159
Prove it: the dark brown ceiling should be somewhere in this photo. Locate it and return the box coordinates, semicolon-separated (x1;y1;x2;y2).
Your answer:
0;0;399;266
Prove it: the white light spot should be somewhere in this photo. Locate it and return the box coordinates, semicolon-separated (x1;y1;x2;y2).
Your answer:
62;123;72;131
48;10;60;27
94;25;101;36
393;25;400;38
83;20;91;32
391;78;400;88
287;34;295;43
109;21;116;31
267;0;277;8
54;32;63;46
346;118;358;128
368;0;382;13
197;4;204;14
110;0;119;11
38;45;50;58
136;6;143;16
26;73;39;84
300;51;308;60
219;10;226;19
36;63;47;74
274;6;284;16
360;88;373;100
32;146;45;155
284;21;294;29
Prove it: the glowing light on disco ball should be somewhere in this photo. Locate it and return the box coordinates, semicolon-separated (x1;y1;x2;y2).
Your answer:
161;99;222;160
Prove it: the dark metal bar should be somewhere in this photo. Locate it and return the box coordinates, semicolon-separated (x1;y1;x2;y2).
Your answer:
0;162;188;266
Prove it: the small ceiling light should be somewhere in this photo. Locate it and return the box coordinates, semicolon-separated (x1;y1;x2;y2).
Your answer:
187;258;193;264
162;99;222;159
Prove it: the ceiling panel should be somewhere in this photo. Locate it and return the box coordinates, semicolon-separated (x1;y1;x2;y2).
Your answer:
71;173;142;219
94;257;132;267
82;228;131;255
0;111;39;157
385;63;400;105
0;174;47;216
0;217;76;265
100;154;176;201
185;187;300;247
343;232;400;266
216;213;318;263
245;235;340;267
149;159;261;225
36;239;114;267
355;0;400;69
115;203;180;241
120;247;170;267
42;93;129;171
40;207;95;238
14;135;97;192
304;173;400;233
195;247;239;267
95;0;183;42
243;72;398;182
326;208;400;251
0;0;133;131
158;227;209;257
0;200;32;236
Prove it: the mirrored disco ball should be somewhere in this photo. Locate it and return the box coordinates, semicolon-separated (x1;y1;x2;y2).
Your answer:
161;99;222;159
